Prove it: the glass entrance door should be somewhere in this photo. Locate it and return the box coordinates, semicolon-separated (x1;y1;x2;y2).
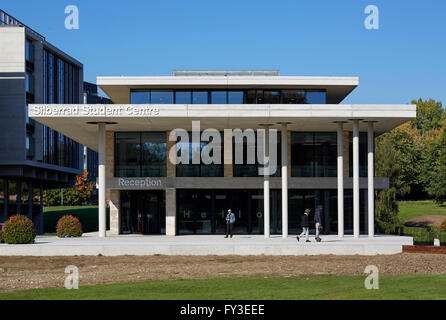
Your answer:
120;190;165;234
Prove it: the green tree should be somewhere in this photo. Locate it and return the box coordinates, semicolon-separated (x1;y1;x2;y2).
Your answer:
410;98;444;133
426;125;446;204
375;188;400;234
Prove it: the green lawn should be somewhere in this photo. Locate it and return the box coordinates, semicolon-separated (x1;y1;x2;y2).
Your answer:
398;200;446;222
43;206;109;234
1;274;445;300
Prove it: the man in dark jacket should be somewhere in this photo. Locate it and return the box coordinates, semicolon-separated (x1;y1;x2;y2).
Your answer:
314;205;323;242
296;209;310;242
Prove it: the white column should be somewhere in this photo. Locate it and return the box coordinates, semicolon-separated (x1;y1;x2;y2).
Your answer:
353;120;360;238
281;123;288;238
336;122;344;238
98;122;106;238
264;127;270;238
367;122;375;237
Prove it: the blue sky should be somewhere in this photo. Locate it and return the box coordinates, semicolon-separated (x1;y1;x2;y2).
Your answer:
2;0;445;104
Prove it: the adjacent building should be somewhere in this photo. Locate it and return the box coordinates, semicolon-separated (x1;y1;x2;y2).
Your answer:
0;9;90;233
29;70;416;238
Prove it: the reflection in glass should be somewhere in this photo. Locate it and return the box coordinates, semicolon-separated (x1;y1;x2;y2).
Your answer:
192;91;208;104
175;91;191;104
291;132;337;177
263;91;280;104
130;91;150;104
115;133;141;177
151;90;173;104
8;180;17;216
141;132;167;176
211;91;227;104
115;132;166;177
228;91;244;104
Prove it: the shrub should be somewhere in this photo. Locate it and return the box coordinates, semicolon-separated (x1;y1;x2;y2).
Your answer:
439;232;446;246
439;219;446;233
0;230;3;243
2;215;36;244
56;215;83;237
412;228;435;246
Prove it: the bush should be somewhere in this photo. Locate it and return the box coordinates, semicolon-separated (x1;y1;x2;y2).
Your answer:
0;230;3;243
56;215;83;237
412;228;435;246
2;215;36;244
439;232;446;246
439;219;446;233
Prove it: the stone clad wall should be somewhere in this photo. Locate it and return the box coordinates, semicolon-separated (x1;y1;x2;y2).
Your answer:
106;131;119;234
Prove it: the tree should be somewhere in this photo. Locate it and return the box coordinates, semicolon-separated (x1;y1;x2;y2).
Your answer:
375;188;400;234
426;124;446;204
410;98;444;133
43;170;93;206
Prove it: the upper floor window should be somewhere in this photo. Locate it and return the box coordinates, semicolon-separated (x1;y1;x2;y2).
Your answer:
130;89;326;104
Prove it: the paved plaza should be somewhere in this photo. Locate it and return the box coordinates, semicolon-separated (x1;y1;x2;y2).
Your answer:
0;234;413;256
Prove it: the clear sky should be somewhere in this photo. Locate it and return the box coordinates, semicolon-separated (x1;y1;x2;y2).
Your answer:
2;0;445;104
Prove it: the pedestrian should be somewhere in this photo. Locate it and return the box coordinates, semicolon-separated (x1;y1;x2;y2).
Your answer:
314;205;323;242
297;209;310;242
225;209;235;238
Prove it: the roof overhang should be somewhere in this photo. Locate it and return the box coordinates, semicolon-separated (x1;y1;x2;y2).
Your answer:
97;76;359;104
29;104;416;152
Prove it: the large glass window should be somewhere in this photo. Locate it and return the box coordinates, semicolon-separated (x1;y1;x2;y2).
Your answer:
291;132;337;177
233;131;281;177
21;181;29;215
115;132;166;177
263;90;280;104
192;91;208;104
177;190;212;234
25;39;34;62
130;91;150;104
115;133;141;177
151;90;173;104
175;91;191;104
282;90;307;104
130;89;326;104
141;133;167;176
228;91;244;104
349;132;368;177
210;91;227;104
0;179;4;217
176;132;223;177
7;180;18;217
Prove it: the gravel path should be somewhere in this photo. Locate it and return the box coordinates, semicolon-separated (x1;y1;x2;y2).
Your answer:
0;253;445;292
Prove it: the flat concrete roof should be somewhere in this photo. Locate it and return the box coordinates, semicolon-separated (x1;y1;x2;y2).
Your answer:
97;76;359;104
29;103;416;151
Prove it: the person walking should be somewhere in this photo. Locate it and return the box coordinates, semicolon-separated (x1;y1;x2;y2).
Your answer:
225;209;235;238
314;205;323;242
296;209;310;242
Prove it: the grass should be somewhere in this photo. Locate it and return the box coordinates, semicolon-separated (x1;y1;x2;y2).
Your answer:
43;205;110;234
398;200;446;222
1;274;445;300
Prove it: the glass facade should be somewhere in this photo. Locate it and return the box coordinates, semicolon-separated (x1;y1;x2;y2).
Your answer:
176;189;366;235
233;131;281;177
115;132;166;177
291;132;337;177
120;191;165;234
130;89;326;104
349;132;369;177
176;133;224;177
40;48;81;168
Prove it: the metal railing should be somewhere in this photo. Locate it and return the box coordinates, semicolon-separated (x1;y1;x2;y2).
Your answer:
0;9;45;39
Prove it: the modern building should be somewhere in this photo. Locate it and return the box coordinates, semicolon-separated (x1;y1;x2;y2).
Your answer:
82;81;113;185
0;9;90;233
28;70;416;237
